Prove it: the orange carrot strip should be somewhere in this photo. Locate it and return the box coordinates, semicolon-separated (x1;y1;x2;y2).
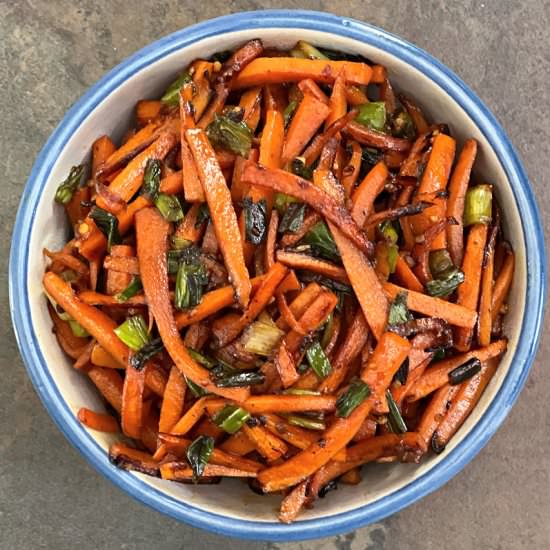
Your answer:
394;255;424;292
173;203;207;245
478;228;497;346
186;128;251;307
262;413;319;450
454;224;488;351
79;291;146;307
244;395;336;414
242;423;288;462
275;341;300;388
65;186;91;226
350;161;389;227
279;478;309;523
160;462;257;480
92;135;117;175
344;432;425;464
399;94;429;134
169;396;211;436
277;270;301;294
384;282;478;329
44;249;89;277
106;244;134;295
109;442;159;476
297;78;329;104
280;211;321;248
265;209;279;271
121;362;145;439
325;73;347;128
158;366;187;433
417;384;461;447
345;121;411;152
90;343;120;369
103;255;139;275
77;407;119;433
276;250;348;284
491;250;514;322
341;141;362;199
88;367;124;413
218;431;257;456
242;162;373;256
276;282;322;330
446;139;478;265
239;86;263;131
344;85;369;106
407;339;507;401
276;291;306;337
136;100;162;125
233;58;372;88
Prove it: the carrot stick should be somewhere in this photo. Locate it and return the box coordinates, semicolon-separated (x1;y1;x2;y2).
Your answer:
106;244;134;295
65;186;91;226
280;211;321;248
103;255;139;275
326;73;347;128
345;121;411;152
135;207;248;401
276;282;321;329
275;250;348;284
279;479;309;523
491;250;514;322
417;384;460;447
169;396;211;436
160;462;257;480
274;341;300;388
276;291;306;337
265;209;279;270
92;135;117;176
90;343;120;369
242;423;288;462
350;161;389;227
218;431;257;456
478;227;497;346
109;442;159;476
454;223;488;351
136;100;162;125
172;203;207;245
344;85;369;105
282;94;331;165
239;86;263;131
345;432;425;464
257;332;410;492
244;395;337;414
88;367;123;413
407;339;507;401
121;361;145;439
186;128;251;307
409;134;456;249
330;223;388;340
231;153;255;203
394;255;424;292
232;58;373;88
262;413;319;450
211;262;288;347
446;139;478;265
384;282;478;329
77;407;119;433
341;141;362;199
277;270;301;294
44;249;89;277
319;310;369;394
158;366;187;433
297;79;329;104
242;162;373;256
432;358;499;451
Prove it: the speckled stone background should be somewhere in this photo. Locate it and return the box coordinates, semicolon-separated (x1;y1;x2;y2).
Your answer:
3;1;549;549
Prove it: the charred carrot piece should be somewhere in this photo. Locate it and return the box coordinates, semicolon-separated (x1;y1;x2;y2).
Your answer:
297;78;329;104
417;384;461;447
105;244;134;295
478;226;497;346
341;141;362;199
279;479;310;524
326;72;347;128
394;255;424;292
239;86;263;131
92;135;117;176
242;423;288;462
276;250;348;284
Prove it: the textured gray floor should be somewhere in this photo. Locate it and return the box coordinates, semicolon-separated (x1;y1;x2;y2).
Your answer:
3;1;550;548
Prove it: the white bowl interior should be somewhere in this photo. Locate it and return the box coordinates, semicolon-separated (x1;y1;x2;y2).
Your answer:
28;27;526;522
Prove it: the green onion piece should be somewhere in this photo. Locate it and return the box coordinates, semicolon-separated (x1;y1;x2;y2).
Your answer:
306;341;332;379
297;363;310;374
278;202;306;234
175;262;208;310
387;243;398;274
429;249;456;280
186;435;214;481
129;337;164;370
274;192;299;214
213;405;251;434
242;316;284;356
115;277;143;303
243;197;267;244
298;272;353;296
386;390;407;433
426;269;465;297
464;184;492;226
211;366;265;388
60;270;78;283
167;245;202;275
141;159;162;201
289;47;307;59
68;320;89;338
301;221;340;263
161;72;192;106
285;414;326;431
392;359;409;386
336;379;371;418
282;388;321;396
431;348;447;362
206;114;252;157
171;236;192;250
296;40;329;60
195;203;210;228
378;220;399;244
209;50;231;63
155;193;184;222
114;315;150;352
185;376;209;398
90;206;121;252
356;102;386;132
54;165;85;205
290;157;314;180
283;99;299;127
391;110;415;139
388;291;412;326
320;312;334;350
187;348;216;369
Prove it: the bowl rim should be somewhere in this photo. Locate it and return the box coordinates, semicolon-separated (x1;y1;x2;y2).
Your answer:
9;9;547;541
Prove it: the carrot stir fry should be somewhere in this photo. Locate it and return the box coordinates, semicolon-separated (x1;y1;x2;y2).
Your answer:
44;39;513;522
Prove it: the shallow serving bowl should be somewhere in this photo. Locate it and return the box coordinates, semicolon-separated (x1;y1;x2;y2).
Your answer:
9;9;546;542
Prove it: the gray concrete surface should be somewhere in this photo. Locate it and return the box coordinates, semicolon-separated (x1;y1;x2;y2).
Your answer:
2;1;549;548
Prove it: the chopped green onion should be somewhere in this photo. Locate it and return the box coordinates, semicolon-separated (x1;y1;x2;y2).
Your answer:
431;348;447;362
306;341;332;379
386;390;407;433
114;315;150;352
392;359;409;386
141;159;161;201
294;40;329;60
290;157;314;181
115;277;142;303
167;245;202;275
213;405;250;434
90;206;121;252
210;365;265;388
278;202;306;234
171;236;192;250
129;337;164;370
320;312;334;350
426;270;465;297
336;379;371;418
155;193;184;222
54;165;85;205
386;243;399;274
429;249;456;280
378;221;399;244
297;363;310;374
175;262;208;310
448;358;482;385
60;270;78;283
187;348;216;369
388;291;412;326
285;414;326;431
282;388;321;396
68;320;89;338
301;221;340;263
206;113;252;157
161;72;192;106
243;197;267;244
356;102;386;132
195;203;210;228
186;435;214;481
185;376;209;398
289;47;307;59
391;110;415;139
283;99;299;127
242;315;284;356
274;192;299;214
464;184;492;226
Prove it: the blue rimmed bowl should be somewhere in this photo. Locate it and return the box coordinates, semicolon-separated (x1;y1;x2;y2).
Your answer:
9;9;546;542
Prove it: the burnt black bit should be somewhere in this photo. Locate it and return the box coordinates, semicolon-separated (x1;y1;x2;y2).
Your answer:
257;415;268;426
108;454;160;477
318;480;338;498
175;476;222;485
248;477;266;495
246;416;261;427
436;190;450;199
431;432;446;455
317;438;327;449
275;422;287;435
80;200;95;207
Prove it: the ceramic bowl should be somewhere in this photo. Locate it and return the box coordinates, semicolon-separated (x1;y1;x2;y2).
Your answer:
9;10;546;542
